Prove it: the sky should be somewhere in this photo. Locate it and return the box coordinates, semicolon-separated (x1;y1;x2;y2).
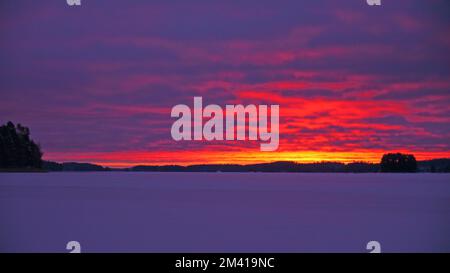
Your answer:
0;0;449;167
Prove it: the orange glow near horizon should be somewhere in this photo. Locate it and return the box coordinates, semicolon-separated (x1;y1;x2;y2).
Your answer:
44;150;450;168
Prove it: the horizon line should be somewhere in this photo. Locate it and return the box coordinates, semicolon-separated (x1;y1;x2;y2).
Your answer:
44;157;450;169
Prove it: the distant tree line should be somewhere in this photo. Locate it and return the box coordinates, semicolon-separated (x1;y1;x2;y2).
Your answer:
41;158;450;173
130;161;381;173
417;158;450;172
0;121;43;169
2;121;450;173
43;161;110;172
128;157;448;173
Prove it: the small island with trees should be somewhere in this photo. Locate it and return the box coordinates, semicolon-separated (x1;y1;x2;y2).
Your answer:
1;121;450;173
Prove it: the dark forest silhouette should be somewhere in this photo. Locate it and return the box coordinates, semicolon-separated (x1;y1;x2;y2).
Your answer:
42;158;450;173
0;121;43;170
1;121;450;172
380;153;417;172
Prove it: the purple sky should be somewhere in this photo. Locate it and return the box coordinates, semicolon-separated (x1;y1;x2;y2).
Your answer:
0;0;449;166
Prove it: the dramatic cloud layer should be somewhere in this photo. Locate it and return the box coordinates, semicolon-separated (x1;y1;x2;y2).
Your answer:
1;0;449;166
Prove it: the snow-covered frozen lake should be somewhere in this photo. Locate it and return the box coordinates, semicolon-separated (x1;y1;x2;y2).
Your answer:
0;172;449;252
